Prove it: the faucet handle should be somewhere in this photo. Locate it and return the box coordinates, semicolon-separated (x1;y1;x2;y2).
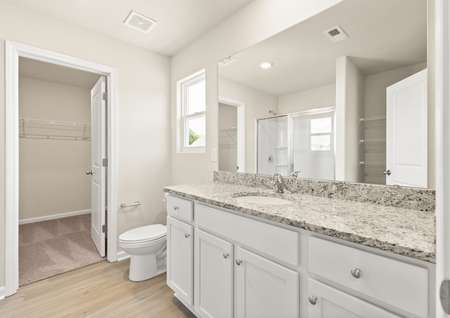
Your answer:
290;171;300;178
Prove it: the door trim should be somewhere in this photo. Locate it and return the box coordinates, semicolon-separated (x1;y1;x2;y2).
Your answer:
4;41;119;297
435;0;450;316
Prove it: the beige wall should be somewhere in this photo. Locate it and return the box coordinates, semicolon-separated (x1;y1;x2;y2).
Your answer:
19;76;91;221
278;83;336;114
219;77;277;173
171;0;343;184
0;2;170;288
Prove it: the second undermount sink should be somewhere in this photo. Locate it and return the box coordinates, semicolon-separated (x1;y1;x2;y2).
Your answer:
232;192;295;206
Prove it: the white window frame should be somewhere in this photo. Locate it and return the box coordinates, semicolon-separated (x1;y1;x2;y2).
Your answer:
177;69;206;153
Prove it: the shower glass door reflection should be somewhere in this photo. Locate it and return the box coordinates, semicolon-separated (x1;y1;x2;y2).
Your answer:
257;109;335;179
291;111;335;180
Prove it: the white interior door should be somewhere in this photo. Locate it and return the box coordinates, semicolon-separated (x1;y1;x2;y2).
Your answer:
90;76;106;257
386;69;428;187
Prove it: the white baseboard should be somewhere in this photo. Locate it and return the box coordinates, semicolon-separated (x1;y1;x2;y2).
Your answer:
116;250;130;262
0;286;6;300
19;209;91;225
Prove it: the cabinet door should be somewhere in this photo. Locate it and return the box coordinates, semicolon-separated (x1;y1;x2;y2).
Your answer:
235;247;299;318
195;229;234;318
308;279;401;318
167;216;194;306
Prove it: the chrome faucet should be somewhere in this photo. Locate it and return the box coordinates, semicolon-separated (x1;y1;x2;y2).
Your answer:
290;171;300;178
273;173;285;193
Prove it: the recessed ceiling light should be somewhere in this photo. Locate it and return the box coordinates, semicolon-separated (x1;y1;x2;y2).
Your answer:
259;62;273;70
123;10;157;33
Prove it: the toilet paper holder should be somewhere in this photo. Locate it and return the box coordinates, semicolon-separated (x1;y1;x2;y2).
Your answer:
120;201;142;208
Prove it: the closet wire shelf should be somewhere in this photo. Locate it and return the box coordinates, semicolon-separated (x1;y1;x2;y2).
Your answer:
20;118;91;141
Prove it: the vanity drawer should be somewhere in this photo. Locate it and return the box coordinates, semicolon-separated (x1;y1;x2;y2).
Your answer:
308;237;428;318
196;203;299;266
166;195;193;223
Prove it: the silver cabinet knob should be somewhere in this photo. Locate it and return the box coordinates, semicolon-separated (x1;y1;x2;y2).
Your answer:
184;233;191;238
350;267;362;279
173;206;180;211
223;253;230;259
384;169;392;176
85;170;94;176
235;259;243;266
308;296;318;305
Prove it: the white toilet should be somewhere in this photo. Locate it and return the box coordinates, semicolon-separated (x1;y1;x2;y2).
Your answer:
119;224;167;282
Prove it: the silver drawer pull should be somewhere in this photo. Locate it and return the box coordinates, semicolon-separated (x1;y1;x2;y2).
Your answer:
350;267;362;279
184;233;191;238
235;259;243;266
308;296;318;306
223;253;230;259
173;206;180;211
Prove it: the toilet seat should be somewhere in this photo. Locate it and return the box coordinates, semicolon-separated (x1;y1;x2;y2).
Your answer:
119;224;167;244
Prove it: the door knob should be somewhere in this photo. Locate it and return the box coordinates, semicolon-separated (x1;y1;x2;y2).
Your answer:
85;170;94;176
384;169;392;176
184;233;191;238
223;253;230;259
235;259;243;266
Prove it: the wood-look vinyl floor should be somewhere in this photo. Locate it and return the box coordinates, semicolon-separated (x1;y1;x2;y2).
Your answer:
0;260;196;318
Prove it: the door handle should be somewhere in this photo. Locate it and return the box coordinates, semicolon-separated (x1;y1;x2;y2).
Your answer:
85;170;94;176
384;169;391;176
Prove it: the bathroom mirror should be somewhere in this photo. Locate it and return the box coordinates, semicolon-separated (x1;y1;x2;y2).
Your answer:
217;0;431;188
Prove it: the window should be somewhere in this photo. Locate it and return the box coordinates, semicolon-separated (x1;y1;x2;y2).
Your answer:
177;70;206;152
310;116;332;151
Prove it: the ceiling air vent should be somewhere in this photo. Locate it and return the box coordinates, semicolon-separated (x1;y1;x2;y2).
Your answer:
323;26;348;43
123;10;157;33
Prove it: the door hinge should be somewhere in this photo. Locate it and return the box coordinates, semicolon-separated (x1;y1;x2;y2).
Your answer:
102;224;107;233
102;158;108;167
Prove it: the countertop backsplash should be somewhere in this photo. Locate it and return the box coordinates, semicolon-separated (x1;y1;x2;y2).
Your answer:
213;171;435;212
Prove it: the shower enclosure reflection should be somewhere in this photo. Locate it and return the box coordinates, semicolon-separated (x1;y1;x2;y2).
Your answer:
257;108;335;178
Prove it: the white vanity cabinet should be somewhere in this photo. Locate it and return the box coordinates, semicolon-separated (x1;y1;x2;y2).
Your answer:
166;195;194;307
165;194;433;318
307;279;401;318
167;216;194;306
235;247;299;318
195;229;234;318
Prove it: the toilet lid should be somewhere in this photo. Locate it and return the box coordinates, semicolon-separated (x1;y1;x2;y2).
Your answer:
119;224;167;243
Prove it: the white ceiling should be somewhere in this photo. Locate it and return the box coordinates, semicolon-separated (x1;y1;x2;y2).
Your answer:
19;57;100;88
219;0;427;96
5;0;254;56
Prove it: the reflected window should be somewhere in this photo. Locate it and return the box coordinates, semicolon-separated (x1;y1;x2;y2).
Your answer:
310;116;332;151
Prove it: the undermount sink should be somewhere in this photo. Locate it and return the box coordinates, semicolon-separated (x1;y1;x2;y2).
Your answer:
232;192;295;206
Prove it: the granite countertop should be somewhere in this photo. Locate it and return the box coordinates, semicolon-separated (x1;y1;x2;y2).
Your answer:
164;183;435;263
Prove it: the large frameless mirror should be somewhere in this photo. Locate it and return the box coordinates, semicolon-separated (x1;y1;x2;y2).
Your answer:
217;0;431;188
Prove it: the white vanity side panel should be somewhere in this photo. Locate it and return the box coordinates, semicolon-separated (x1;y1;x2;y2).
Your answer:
308;236;429;318
166;194;194;223
196;203;299;267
